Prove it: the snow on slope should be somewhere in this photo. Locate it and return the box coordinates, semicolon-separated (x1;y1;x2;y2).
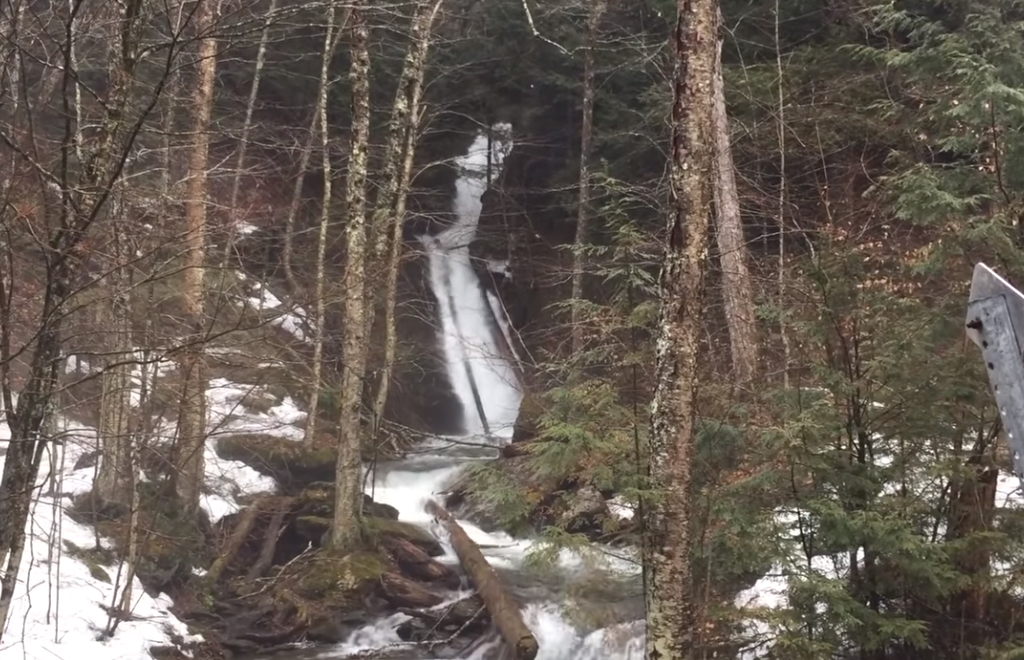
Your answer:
0;419;199;660
0;279;310;659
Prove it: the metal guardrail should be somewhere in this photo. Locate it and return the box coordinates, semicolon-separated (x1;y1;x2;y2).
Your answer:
967;263;1024;479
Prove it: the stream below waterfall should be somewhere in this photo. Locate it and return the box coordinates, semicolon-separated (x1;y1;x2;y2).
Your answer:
259;126;645;660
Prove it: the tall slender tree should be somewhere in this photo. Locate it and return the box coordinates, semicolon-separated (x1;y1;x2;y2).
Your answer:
332;0;371;550
570;0;606;357
643;0;718;658
0;0;171;639
304;0;342;444
173;0;219;511
369;0;445;440
711;37;757;385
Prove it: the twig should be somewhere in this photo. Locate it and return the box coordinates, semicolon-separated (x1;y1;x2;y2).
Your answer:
520;0;571;56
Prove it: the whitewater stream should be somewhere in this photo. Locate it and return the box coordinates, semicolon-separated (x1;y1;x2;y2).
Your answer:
290;127;645;660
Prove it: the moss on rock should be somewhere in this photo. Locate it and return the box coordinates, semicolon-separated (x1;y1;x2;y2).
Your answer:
295;551;388;601
216;435;337;490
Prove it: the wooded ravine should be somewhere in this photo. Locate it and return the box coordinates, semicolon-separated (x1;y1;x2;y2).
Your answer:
1;0;1024;659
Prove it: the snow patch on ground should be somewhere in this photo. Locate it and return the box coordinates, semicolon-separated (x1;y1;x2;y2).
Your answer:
0;419;200;660
0;329;310;657
245;282;310;342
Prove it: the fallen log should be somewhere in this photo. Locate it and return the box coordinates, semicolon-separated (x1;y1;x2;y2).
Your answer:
246;497;294;583
397;594;489;634
425;499;538;660
379;572;445;608
207;497;266;583
383;535;460;588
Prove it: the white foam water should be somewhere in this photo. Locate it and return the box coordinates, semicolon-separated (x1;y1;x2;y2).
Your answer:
327;125;645;660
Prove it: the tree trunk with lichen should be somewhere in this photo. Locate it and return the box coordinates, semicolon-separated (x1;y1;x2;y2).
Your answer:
331;0;371;551
0;0;152;641
173;0;218;512
642;0;718;658
97;184;134;508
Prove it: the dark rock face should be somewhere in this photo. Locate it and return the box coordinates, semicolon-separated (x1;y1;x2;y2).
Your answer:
471;119;576;371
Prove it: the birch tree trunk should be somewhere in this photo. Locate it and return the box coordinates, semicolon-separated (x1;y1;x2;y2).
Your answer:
331;0;371;550
223;0;278;266
569;0;605;357
97;183;134;507
370;0;444;439
711;38;758;385
304;0;340;444
643;0;718;658
173;0;219;511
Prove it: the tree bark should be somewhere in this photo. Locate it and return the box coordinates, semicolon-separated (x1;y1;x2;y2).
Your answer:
305;0;341;444
245;497;293;582
173;0;219;511
223;0;278;266
369;0;444;440
426;499;538;660
97;184;134;507
331;0;371;551
570;0;605;357
207;499;265;583
643;1;718;659
711;38;758;385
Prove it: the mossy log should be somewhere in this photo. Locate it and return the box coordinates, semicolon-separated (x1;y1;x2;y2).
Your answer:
382;534;459;588
426;499;538;660
378;571;445;608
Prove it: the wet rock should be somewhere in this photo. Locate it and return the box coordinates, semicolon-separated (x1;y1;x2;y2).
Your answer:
306;617;349;643
559;485;608;533
215;435;336;491
294;482;399;520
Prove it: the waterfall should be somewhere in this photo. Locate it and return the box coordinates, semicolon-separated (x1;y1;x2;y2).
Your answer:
422;124;522;438
330;125;647;660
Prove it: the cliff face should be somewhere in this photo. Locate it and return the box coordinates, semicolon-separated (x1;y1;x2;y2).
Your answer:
470;112;577;378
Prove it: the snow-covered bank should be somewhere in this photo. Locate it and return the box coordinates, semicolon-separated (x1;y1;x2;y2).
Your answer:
0;338;311;659
0;420;199;660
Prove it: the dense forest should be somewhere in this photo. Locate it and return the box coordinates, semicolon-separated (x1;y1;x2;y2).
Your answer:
1;0;1024;659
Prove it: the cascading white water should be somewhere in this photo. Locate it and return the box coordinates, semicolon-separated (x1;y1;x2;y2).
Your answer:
422;125;521;437
325;125;645;660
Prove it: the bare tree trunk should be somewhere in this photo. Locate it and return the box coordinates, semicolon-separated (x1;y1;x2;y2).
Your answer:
370;0;444;439
305;0;341;444
643;0;718;658
331;0;371;551
0;0;152;638
281;14;346;296
173;0;219;511
774;0;790;390
97;184;134;507
223;0;278;266
569;0;605;357
711;38;758;385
